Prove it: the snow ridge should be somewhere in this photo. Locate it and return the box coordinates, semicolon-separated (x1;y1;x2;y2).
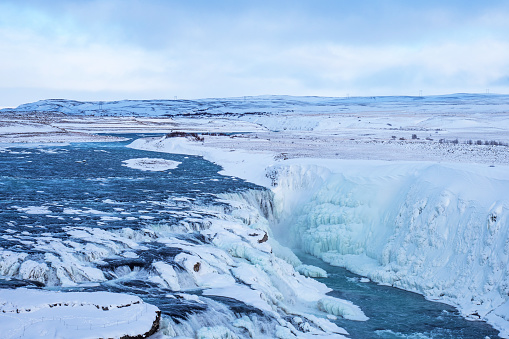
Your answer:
4;93;509;117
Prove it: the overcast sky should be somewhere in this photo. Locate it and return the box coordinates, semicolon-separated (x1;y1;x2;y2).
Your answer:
1;0;509;107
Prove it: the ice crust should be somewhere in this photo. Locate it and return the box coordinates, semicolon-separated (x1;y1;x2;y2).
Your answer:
121;157;181;171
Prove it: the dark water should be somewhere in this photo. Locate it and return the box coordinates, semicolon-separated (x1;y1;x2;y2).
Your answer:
297;251;500;339
0;136;258;238
0;135;261;316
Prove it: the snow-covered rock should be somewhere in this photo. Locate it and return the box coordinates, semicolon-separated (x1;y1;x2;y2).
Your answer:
0;288;160;339
317;296;369;321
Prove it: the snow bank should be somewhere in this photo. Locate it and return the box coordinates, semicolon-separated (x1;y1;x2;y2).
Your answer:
487;300;509;338
0;121;60;134
0;288;160;339
295;264;328;278
128;136;275;187
317;296;369;321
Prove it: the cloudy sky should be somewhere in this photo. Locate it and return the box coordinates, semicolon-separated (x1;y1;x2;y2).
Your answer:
1;0;509;107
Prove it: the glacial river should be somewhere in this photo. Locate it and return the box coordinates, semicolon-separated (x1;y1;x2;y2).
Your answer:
0;136;501;338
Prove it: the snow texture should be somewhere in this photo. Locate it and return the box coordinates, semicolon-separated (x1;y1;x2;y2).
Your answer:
129;106;509;336
0;288;160;339
122;157;181;171
269;161;509;334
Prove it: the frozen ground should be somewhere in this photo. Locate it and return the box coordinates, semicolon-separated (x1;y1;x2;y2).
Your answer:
2;94;509;337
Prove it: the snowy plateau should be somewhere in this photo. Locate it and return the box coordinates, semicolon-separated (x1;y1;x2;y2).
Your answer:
1;94;509;338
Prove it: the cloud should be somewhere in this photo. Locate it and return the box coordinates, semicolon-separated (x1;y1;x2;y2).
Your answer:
1;0;509;107
491;76;509;87
0;27;176;90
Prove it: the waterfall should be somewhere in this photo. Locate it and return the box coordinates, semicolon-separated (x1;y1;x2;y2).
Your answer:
265;161;509;336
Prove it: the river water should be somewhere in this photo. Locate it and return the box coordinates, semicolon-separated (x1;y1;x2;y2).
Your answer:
0;136;501;338
297;251;500;338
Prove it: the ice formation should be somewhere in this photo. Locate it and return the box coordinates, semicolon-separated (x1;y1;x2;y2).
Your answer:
3;94;509;337
270;161;509;337
0;188;360;338
121;157;181;171
317;296;369;321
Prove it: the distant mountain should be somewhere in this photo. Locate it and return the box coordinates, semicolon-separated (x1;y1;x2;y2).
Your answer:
2;94;509;117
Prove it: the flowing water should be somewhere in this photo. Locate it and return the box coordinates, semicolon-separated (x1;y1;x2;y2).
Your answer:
0;136;502;338
0;136;263;319
297;251;500;338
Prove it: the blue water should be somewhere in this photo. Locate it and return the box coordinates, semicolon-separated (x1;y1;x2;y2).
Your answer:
0;136;502;338
297;251;500;339
0;136;261;316
0;136;257;235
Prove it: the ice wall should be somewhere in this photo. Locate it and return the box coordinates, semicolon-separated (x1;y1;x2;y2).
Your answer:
271;161;509;336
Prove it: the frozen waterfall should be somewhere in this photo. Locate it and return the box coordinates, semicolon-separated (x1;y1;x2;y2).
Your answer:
268;161;509;337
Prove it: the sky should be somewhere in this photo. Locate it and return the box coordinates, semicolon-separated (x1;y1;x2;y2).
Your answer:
1;0;509;108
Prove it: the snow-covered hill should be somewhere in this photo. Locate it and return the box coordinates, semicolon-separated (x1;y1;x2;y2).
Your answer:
3;93;509;117
4;93;509;146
